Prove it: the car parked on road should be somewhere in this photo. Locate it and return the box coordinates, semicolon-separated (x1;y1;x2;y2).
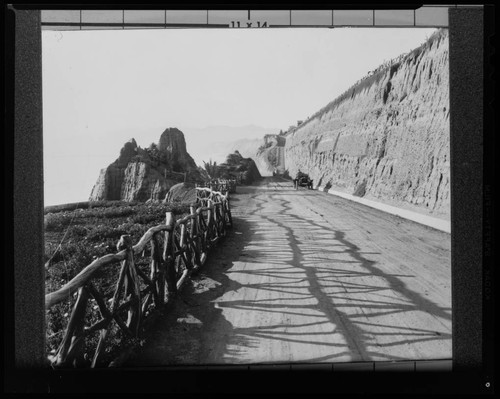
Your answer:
293;171;313;190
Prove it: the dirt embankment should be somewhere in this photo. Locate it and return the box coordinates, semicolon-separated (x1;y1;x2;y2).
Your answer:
276;30;450;220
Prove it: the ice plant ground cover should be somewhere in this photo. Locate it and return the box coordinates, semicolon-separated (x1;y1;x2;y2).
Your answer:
44;201;191;364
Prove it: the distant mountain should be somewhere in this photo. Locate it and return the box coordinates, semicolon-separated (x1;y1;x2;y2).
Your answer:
182;125;278;166
226;137;264;159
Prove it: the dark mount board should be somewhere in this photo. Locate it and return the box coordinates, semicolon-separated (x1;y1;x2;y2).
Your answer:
4;5;494;394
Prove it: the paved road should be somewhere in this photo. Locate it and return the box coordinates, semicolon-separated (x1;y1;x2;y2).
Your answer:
127;177;451;366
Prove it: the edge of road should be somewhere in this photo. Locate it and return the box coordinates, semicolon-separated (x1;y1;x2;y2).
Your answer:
268;177;450;234
316;185;451;234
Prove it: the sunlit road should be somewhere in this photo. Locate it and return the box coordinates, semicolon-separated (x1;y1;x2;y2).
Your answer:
127;177;451;365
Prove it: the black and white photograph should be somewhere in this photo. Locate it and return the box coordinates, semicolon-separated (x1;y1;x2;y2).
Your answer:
7;5;493;394
42;17;452;368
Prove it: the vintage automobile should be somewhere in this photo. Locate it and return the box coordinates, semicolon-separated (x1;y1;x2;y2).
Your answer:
293;172;313;190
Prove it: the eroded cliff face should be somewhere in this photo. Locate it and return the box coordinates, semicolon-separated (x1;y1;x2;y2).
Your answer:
90;128;201;202
284;30;450;219
254;135;287;176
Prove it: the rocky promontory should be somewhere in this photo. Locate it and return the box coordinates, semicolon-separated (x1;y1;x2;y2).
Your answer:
89;128;202;202
217;151;262;184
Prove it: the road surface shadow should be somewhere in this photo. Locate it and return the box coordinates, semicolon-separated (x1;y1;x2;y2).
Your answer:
126;184;451;365
125;216;259;366
211;189;451;362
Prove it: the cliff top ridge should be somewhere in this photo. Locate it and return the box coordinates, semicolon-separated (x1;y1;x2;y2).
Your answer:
291;28;448;134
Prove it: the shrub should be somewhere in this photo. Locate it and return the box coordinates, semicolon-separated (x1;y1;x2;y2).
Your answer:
46;302;72;353
87;224;127;242
44;200;144;215
66;225;88;239
130;213;159;225
44;200;193;363
353;180;367;197
44;202;91;214
84;206;136;219
45;212;78;232
203;159;219;180
123;223;148;239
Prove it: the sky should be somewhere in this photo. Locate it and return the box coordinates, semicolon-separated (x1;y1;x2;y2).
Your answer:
42;27;437;206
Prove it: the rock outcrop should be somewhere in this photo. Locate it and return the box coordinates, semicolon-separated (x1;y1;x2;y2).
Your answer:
90;128;202;202
164;182;197;204
219;151;261;185
280;29;450;219
158;128;199;173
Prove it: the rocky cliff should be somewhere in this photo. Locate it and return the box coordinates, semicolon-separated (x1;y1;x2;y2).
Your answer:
90;128;202;202
254;134;287;176
282;29;450;219
215;151;262;184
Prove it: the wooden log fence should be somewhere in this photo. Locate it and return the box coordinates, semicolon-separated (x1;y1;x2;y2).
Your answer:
45;188;232;368
196;179;237;195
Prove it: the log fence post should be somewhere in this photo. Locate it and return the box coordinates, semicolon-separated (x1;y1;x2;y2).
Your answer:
213;200;220;237
118;235;141;337
151;232;165;306
190;206;202;268
164;212;177;298
226;197;233;228
47;187;232;368
54;286;89;366
207;200;214;245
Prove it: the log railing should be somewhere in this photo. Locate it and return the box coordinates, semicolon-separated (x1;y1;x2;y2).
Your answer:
45;188;232;368
196;179;237;195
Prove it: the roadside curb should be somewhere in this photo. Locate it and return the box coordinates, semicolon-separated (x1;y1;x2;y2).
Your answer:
315;185;451;234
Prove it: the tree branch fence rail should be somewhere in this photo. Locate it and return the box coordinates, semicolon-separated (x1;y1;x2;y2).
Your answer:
196;179;237;195
45;187;232;368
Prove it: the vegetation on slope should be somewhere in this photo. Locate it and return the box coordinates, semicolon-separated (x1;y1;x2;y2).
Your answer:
202;151;261;184
44;201;190;365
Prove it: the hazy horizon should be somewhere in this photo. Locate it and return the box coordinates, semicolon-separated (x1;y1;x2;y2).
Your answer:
42;27;437;206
